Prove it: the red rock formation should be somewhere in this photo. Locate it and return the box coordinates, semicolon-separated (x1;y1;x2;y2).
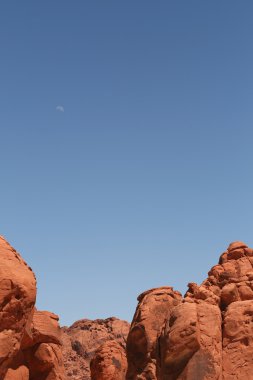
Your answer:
3;235;253;380
126;241;253;380
159;302;222;379
157;241;253;379
24;342;65;380
62;317;129;380
0;236;36;378
126;287;182;379
4;365;29;380
0;236;65;380
21;310;65;380
222;300;253;379
90;340;127;380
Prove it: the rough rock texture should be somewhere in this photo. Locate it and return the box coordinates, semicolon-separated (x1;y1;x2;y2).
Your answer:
23;310;62;348
223;300;253;379
3;235;253;380
126;287;182;380
0;236;36;378
125;241;253;380
62;317;130;380
24;341;65;380
21;310;65;380
0;236;65;380
90;340;127;380
159;302;222;379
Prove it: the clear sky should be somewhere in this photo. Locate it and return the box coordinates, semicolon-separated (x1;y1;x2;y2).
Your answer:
1;1;253;326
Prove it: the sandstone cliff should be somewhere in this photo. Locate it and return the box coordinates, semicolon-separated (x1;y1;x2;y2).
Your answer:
126;241;253;380
2;236;253;380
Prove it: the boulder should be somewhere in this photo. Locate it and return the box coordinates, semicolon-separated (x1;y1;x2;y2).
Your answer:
90;340;127;380
0;236;65;380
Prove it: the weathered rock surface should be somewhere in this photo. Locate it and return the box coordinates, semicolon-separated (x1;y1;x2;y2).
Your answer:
126;287;182;380
21;310;65;380
159;302;222;379
125;241;253;380
0;236;36;378
3;235;253;380
223;300;253;379
62;317;130;380
0;236;65;380
24;342;65;380
90;340;127;380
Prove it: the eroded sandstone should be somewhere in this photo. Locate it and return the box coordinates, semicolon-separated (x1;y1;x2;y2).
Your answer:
62;317;129;380
90;340;127;380
0;236;65;380
126;287;182;379
126;241;253;380
3;236;253;380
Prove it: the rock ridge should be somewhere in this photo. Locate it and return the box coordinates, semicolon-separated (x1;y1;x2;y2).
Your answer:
2;237;253;380
125;241;253;380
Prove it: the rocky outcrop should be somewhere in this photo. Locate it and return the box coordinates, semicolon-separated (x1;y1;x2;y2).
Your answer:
90;340;127;380
223;300;253;379
62;317;130;380
21;310;65;380
0;236;65;380
0;235;129;380
3;235;253;380
126;287;182;379
0;236;37;378
159;302;222;379
126;241;253;380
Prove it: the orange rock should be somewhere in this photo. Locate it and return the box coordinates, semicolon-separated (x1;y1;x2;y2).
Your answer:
223;301;253;379
22;310;62;349
0;236;36;378
159;302;222;379
0;236;65;380
62;317;129;380
22;309;65;379
126;287;182;380
227;241;248;252
4;365;29;380
126;241;253;379
90;340;127;380
3;236;253;380
25;342;65;380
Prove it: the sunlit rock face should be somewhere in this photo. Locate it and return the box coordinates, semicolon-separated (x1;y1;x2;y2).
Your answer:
125;241;253;380
90;340;127;380
126;287;182;380
0;236;65;380
3;236;253;380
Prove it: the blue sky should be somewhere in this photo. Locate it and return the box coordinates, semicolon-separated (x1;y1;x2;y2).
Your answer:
1;1;253;326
